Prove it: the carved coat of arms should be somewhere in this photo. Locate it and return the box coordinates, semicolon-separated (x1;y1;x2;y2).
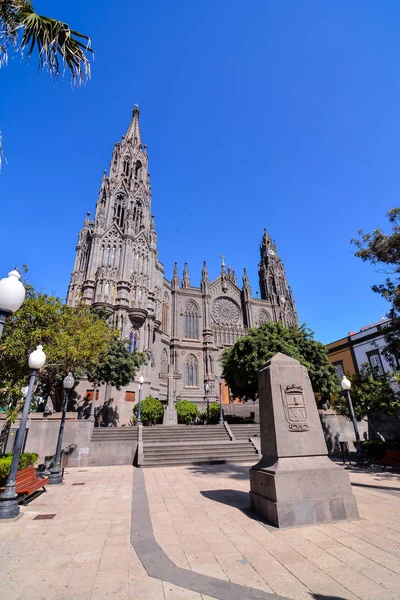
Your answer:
282;384;309;432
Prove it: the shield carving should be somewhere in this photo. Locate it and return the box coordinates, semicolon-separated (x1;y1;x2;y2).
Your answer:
282;384;309;432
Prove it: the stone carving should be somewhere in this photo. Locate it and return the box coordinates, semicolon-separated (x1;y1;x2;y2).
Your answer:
212;297;240;326
281;384;309;432
258;310;271;324
96;266;118;281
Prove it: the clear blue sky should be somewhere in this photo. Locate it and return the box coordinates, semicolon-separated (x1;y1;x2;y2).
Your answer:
0;0;397;343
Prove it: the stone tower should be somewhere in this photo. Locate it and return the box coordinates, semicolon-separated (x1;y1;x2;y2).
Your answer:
258;229;297;327
67;107;299;423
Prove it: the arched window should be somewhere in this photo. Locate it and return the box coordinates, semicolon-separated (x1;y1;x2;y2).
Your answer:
135;161;142;181
162;293;169;332
133;201;143;232
185;354;198;387
268;277;275;295
184;301;199;339
115;194;125;228
128;327;139;352
123;157;130;177
258;310;271;325
161;348;168;374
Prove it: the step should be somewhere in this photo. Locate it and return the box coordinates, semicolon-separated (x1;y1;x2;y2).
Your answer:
140;456;258;467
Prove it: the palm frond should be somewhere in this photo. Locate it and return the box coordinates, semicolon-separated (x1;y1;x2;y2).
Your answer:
0;0;93;85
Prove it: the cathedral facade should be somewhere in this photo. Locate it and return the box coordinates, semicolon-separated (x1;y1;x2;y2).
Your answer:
67;107;298;423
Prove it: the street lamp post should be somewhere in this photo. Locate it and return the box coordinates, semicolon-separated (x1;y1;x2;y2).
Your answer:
0;270;25;339
218;376;223;425
49;373;75;485
204;383;210;423
0;345;46;519
341;375;362;462
137;375;144;425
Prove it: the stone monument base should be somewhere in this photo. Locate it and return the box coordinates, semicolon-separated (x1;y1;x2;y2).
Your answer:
250;455;359;528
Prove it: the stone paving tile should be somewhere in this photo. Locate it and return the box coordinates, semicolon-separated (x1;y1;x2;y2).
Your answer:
145;462;400;600
2;461;400;600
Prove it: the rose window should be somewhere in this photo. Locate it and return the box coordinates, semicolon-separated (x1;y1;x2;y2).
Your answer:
212;298;240;326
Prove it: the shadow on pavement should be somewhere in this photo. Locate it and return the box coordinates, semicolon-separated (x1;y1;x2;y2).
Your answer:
200;488;250;509
187;462;253;480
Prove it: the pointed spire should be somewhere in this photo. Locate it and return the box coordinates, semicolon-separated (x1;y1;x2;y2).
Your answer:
182;263;190;288
201;260;209;281
172;262;180;290
126;104;142;147
220;254;226;274
242;267;252;300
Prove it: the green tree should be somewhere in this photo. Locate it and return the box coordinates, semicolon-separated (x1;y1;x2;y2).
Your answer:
133;396;164;426
335;365;400;421
0;1;92;83
221;322;337;401
87;339;145;397
175;400;199;425
0;290;115;410
352;208;400;367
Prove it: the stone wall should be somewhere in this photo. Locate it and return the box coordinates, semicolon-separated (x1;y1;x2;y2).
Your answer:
0;414;93;467
319;410;369;454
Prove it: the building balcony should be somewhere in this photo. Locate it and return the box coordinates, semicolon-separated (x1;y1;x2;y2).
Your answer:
128;307;148;324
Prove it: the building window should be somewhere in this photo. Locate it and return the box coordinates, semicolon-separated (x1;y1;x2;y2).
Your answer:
184;301;199;339
367;350;384;377
125;391;135;402
161;348;168;374
128;327;139;352
332;361;345;381
185;354;198;387
162;293;169;332
85;389;99;401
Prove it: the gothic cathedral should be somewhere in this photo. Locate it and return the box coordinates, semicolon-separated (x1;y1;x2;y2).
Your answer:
67;107;298;423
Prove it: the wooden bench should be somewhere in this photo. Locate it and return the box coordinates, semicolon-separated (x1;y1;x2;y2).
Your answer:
15;466;50;505
379;450;400;471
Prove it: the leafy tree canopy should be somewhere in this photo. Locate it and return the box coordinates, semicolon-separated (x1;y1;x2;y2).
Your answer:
352;208;400;367
335;365;400;421
0;285;115;410
87;339;145;390
221;322;337;401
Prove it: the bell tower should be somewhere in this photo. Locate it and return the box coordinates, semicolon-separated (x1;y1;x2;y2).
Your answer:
67;105;158;346
258;229;298;326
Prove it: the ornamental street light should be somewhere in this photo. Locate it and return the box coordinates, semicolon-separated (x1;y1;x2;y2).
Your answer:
137;374;144;425
204;383;210;423
0;344;46;519
49;372;75;485
0;270;25;338
341;375;362;462
218;376;223;425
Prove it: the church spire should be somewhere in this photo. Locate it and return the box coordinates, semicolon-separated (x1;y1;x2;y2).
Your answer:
182;263;190;288
126;104;142;148
171;262;180;290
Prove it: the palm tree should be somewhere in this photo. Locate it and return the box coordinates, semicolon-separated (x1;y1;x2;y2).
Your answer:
0;0;92;82
0;0;93;166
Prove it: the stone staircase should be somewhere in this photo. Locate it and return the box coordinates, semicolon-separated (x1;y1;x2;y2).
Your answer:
140;424;258;467
88;427;138;466
229;423;260;440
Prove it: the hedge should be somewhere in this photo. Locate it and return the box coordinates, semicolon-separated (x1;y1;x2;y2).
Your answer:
0;452;38;481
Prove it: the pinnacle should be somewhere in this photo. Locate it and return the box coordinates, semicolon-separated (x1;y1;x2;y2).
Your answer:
126;104;142;146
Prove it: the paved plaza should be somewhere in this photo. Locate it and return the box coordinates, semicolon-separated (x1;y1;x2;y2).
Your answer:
0;462;400;600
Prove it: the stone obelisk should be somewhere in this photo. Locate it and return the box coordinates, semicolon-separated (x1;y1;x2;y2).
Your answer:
249;353;359;528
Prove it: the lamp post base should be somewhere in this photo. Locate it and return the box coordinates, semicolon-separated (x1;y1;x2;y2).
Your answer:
0;497;20;520
218;417;224;425
48;468;63;485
